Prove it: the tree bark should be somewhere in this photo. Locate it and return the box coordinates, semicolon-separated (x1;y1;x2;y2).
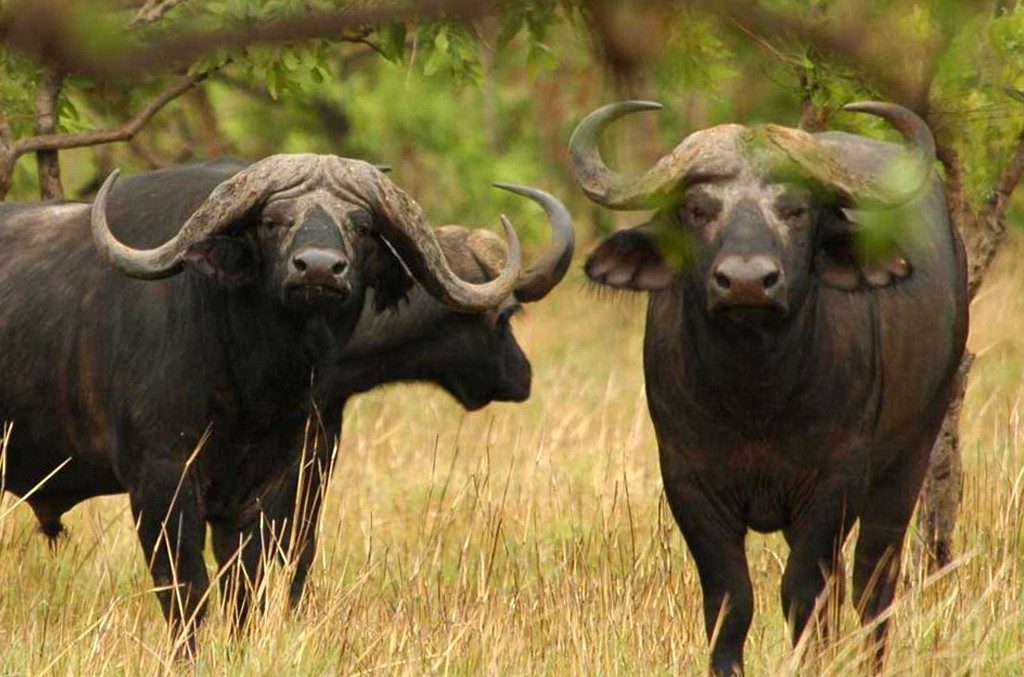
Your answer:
917;132;1024;569
34;68;65;199
0;116;13;200
916;353;973;568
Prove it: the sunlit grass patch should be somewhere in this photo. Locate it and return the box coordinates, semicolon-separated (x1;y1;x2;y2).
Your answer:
2;239;1024;673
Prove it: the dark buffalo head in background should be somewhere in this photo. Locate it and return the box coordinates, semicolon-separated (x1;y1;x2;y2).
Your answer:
91;154;524;339
570;101;933;328
339;184;575;411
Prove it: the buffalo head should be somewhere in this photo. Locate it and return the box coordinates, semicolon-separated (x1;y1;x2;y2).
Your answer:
342;184;574;410
570;101;934;326
90;155;524;324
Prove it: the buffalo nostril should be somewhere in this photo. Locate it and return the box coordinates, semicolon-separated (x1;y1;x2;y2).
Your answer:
714;272;731;290
762;271;780;290
292;256;307;272
331;260;347;275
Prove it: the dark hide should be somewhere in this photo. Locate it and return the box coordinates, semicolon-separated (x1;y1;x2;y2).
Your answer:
587;133;967;674
232;227;533;617
0;160;536;640
0;158;412;648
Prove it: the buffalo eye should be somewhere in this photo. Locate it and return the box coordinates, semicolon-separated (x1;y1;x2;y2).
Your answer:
260;212;293;230
775;190;812;224
680;193;721;229
778;201;808;220
349;210;373;236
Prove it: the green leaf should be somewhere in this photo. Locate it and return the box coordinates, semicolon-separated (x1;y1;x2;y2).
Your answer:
434;27;450;55
378;23;408;64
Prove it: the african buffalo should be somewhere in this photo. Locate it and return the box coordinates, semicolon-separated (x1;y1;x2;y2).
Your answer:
570;101;967;673
192;169;574;622
0;155;543;647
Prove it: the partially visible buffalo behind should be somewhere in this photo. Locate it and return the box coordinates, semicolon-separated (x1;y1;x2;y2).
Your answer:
0;155;538;648
570;101;967;674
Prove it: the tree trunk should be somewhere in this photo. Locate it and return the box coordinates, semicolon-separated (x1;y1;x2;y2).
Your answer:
916;353;974;568
917;135;1024;570
34;68;66;200
0;152;14;201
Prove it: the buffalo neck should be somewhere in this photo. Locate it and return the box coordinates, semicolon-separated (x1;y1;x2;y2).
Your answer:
317;332;440;406
674;279;820;425
192;277;338;423
323;287;449;402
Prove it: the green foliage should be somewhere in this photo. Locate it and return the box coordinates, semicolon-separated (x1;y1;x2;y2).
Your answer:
766;2;1024;210
0;48;39;138
3;0;1024;245
417;23;482;84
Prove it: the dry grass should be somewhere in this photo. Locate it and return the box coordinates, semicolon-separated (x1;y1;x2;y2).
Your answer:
3;235;1024;675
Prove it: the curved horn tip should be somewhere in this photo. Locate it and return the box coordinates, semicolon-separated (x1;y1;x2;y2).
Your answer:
491;181;536;197
499;214;522;259
96;169;121;199
583;100;665;121
616;100;664;112
842;100;935;157
374;164;393;173
842;100;901;113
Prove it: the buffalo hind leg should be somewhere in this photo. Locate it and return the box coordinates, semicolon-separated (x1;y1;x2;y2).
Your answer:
129;461;210;657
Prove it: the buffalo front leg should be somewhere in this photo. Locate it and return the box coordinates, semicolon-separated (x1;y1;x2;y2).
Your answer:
129;461;210;654
283;465;328;610
854;443;932;672
210;519;271;629
285;412;339;609
210;438;335;625
210;484;324;626
664;482;752;676
781;492;858;653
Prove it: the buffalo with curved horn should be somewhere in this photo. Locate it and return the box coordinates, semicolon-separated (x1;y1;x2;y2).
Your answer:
571;101;966;673
201;170;575;621
0;154;570;650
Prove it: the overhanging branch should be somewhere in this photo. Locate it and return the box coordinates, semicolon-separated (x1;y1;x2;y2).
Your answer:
0;0;501;81
128;0;189;30
11;71;206;157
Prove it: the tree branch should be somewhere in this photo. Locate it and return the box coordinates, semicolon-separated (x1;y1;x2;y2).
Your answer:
11;71;206;157
0;0;501;81
938;121;1024;302
696;0;944;114
33;67;65;199
128;0;188;30
985;127;1024;221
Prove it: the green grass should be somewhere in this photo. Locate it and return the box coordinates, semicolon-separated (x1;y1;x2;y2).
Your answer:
3;238;1024;674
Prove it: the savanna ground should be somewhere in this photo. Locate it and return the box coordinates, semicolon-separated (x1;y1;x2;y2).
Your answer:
1;233;1024;675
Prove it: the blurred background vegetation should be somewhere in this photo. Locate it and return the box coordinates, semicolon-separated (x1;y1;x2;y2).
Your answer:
1;0;1022;244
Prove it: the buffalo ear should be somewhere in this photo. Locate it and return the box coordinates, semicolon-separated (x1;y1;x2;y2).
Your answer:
183;234;261;286
815;208;912;292
359;232;413;311
585;228;675;291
